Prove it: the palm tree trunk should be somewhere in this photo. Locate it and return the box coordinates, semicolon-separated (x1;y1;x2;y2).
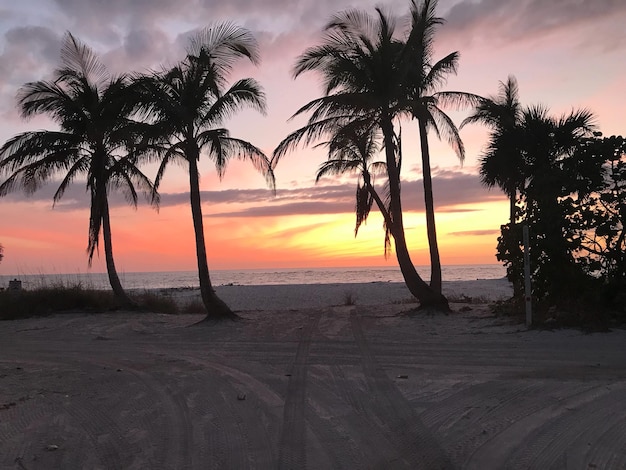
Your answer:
509;188;517;225
507;189;523;298
101;200;135;308
392;225;449;309
418;119;443;294
188;156;236;320
381;116;449;310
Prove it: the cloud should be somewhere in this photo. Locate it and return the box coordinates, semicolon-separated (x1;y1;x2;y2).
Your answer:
210;200;353;218
209;170;504;217
441;0;626;50
0;169;504;218
0;27;62;110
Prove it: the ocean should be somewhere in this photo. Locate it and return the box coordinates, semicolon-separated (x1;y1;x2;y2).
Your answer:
0;264;505;290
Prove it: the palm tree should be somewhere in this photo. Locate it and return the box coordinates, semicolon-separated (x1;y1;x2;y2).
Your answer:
315;124;391;240
0;244;3;264
273;7;449;310
520;105;597;221
461;76;523;225
0;33;156;306
402;0;481;294
509;105;596;298
132;24;274;320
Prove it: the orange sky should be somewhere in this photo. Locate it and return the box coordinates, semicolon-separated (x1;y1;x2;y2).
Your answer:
1;0;625;275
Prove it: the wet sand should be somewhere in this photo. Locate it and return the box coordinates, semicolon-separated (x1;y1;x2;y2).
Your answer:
1;282;625;469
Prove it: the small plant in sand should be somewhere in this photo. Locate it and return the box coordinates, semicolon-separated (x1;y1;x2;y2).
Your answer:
343;291;357;306
183;299;207;314
392;297;419;305
446;294;491;304
131;291;179;314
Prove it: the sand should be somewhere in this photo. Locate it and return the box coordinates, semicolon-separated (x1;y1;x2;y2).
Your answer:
155;278;515;311
1;280;626;469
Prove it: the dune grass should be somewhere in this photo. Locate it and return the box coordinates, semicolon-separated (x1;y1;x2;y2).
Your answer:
0;284;181;320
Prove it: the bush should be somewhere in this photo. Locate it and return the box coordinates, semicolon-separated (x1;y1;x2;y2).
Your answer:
0;285;120;320
131;290;179;314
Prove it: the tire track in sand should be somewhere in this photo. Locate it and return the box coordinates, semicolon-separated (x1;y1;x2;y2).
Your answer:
349;308;453;469
278;310;322;470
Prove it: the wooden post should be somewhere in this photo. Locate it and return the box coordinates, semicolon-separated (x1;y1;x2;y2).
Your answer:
523;225;532;327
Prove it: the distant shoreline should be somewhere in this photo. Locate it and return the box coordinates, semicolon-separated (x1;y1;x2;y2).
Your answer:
0;265;507;291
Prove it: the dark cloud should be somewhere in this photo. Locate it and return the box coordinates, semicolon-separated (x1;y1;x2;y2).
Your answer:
0;26;61;97
210;171;505;217
212;200;353;218
0;169;505;217
441;0;626;49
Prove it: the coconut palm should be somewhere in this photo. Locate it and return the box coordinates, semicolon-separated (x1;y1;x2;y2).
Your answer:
402;0;482;294
461;76;523;224
132;23;273;320
520;105;597;216
273;7;449;309
315;123;391;238
0;33;156;306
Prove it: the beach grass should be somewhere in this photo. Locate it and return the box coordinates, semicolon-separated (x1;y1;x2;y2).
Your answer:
0;284;181;320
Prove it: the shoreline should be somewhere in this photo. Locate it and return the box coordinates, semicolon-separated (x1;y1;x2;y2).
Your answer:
142;278;514;311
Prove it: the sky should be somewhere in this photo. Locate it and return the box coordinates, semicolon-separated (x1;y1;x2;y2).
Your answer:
0;0;625;275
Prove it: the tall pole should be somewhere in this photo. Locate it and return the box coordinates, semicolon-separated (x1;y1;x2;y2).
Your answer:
523;225;532;327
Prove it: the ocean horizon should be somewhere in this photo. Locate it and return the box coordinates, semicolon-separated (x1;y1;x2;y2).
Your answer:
0;264;506;290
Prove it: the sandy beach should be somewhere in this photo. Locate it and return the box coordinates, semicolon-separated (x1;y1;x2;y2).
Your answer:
1;280;626;469
155;278;515;311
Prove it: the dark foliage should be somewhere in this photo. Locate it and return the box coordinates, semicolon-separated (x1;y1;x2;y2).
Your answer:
0;285;181;320
496;133;626;326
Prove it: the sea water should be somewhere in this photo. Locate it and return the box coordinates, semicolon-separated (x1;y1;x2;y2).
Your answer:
0;265;505;290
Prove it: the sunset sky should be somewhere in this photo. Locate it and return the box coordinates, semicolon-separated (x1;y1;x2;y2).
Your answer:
0;0;625;275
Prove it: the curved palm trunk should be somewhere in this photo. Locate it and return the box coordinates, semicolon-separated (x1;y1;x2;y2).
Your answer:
417;119;443;294
101;200;135;308
381;117;449;310
188;155;236;320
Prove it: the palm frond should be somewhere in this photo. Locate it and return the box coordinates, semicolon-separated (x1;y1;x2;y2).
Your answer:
355;181;374;236
273;114;355;164
434;90;483;111
429;105;465;163
61;32;109;88
315;158;362;182
187;23;260;86
86;185;106;264
52;157;90;204
200;78;266;128
423;51;459;93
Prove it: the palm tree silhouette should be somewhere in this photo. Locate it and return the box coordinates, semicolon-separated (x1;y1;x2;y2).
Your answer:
461;76;523;225
273;7;449;309
0;33;156;306
132;24;274;320
315;124;392;240
403;0;481;294
506;105;596;297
